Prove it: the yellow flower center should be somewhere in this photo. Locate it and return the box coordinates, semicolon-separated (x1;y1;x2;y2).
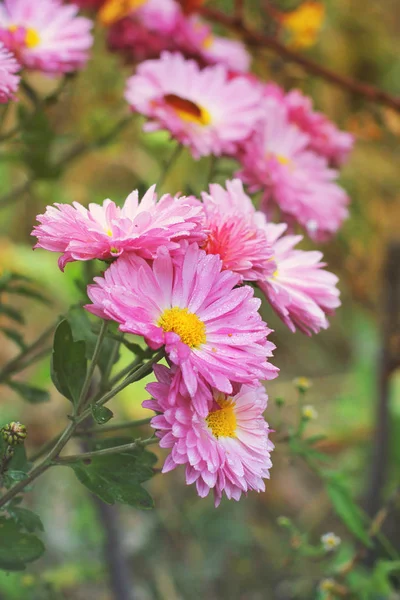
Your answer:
98;0;147;26
206;396;237;439
202;33;214;50
164;94;211;126
8;25;40;48
106;228;113;237
158;307;206;348
276;154;291;166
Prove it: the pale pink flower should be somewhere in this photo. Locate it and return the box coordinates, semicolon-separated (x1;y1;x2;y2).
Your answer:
238;97;349;241
86;244;278;413
0;42;19;102
284;90;354;167
124;52;262;159
32;186;205;271
258;223;341;335
200;32;250;72
201;179;274;281
0;0;93;75
144;364;274;506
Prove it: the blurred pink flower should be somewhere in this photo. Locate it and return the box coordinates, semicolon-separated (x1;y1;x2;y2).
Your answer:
201;179;274;281
125;52;261;158
284;90;354;167
258;223;341;335
32;186;205;270
86;244;278;409
238;97;349;241
0;42;20;102
144;363;274;506
0;0;93;75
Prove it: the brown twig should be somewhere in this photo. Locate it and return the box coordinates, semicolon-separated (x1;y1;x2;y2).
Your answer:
198;6;400;113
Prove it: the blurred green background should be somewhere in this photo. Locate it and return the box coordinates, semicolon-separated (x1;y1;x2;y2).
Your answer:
0;0;399;598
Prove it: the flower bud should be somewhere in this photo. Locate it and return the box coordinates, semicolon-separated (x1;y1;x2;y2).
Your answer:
275;396;285;407
319;578;336;592
277;516;291;528
1;421;27;446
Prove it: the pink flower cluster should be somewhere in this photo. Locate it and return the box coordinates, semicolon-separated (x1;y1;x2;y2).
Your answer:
0;0;93;96
124;51;353;240
98;0;250;72
32;177;342;504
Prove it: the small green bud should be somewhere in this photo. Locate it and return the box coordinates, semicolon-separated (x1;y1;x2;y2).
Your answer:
277;516;291;528
275;396;285;407
1;422;27;446
293;377;312;393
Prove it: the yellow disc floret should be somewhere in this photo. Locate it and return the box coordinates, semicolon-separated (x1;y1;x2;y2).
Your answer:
25;28;40;48
158;307;206;348
206;396;237;439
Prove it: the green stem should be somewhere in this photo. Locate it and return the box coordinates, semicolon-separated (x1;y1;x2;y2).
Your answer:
108;356;142;387
75;320;108;414
74;417;152;437
53;437;157;465
157;144;182;189
96;349;164;409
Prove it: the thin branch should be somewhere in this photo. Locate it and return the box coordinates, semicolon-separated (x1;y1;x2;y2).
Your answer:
75;320;108;414
53;437;157;464
74;417;152;437
0;322;55;382
198;6;400;113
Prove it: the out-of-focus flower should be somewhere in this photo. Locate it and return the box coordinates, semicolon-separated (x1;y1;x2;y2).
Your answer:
284;90;354;167
32;186;205;271
257;222;340;335
280;1;325;49
125;52;261;159
0;0;93;75
301;405;318;420
201;178;274;281
321;532;341;552
0;42;19;102
319;578;336;592
73;0;106;9
238;97;349;241
144;363;274;506
175;0;204;14
86;244;278;412
199;30;250;72
293;376;312;393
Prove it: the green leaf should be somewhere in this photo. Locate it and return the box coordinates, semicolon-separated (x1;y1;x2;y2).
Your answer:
0;327;26;350
0;517;45;571
91;404;114;425
69;445;156;510
17;104;59;180
289;437;330;462
7;381;50;404
8;508;44;534
5;470;28;482
0;304;24;324
67;308;119;375
51;319;87;406
325;474;372;547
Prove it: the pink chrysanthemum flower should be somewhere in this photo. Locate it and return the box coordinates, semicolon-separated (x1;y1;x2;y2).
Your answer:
238;97;349;241
32;186;205;271
0;0;93;75
284;90;354;167
86;244;278;413
125;52;262;159
201;179;274;281
0;42;19;102
258;223;340;335
200;31;250;72
144;364;274;506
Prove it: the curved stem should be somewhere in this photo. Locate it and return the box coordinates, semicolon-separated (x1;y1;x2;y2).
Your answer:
74;417;152;437
53;437;157;465
75;320;108;414
157;143;183;189
199;6;400;113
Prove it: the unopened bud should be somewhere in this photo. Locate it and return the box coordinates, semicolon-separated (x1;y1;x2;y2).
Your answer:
1;422;27;446
293;377;312;393
302;405;318;421
277;516;291;528
275;397;285;407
